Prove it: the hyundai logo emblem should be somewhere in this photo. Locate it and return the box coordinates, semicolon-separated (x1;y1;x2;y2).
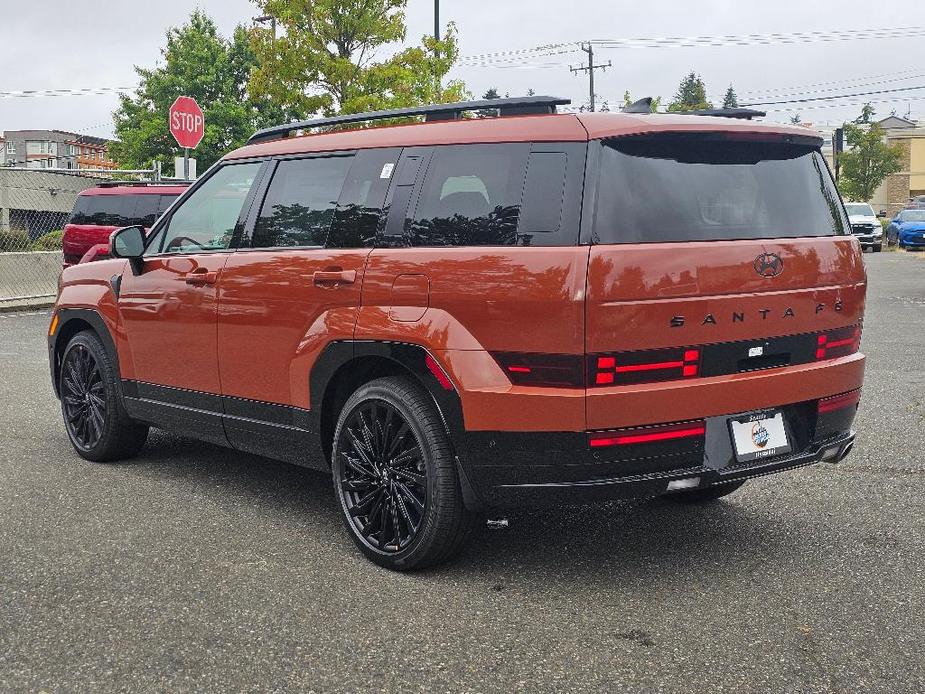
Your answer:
754;253;784;278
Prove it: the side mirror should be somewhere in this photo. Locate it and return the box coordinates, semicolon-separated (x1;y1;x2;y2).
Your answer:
110;225;145;275
877;210;887;218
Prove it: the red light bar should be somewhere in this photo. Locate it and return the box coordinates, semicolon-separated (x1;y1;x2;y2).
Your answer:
590;347;701;387
817;389;861;414
816;325;861;361
590;420;706;448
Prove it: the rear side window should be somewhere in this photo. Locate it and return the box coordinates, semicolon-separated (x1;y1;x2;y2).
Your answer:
68;192;180;227
328;148;400;248
252;155;353;248
409;144;528;246
592;135;848;244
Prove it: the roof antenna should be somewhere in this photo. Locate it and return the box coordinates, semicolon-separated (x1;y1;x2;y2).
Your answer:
622;97;653;114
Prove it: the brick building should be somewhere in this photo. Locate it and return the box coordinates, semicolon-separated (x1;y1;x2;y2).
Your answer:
0;130;117;171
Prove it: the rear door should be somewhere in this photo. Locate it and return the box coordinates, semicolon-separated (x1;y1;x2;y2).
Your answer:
584;133;865;429
359;141;589;431
216;148;398;459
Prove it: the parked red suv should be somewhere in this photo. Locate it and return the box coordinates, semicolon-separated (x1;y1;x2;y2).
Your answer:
62;182;188;267
48;97;865;570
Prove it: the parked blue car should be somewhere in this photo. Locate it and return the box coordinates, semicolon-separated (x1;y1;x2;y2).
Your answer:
887;209;925;249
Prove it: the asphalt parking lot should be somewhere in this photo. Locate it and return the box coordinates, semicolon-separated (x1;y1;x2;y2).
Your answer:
1;251;923;693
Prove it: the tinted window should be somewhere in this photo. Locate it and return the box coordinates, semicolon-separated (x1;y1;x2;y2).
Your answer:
593;135;848;244
845;203;874;216
328;148;400;248
408;144;528;246
520;152;567;235
68;192;181;227
155;163;260;254
252;156;352;248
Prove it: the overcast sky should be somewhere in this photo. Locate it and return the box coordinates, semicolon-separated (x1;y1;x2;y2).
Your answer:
2;0;924;139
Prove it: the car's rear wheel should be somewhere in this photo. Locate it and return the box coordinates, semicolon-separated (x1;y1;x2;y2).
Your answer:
665;480;746;503
331;376;477;570
60;331;148;462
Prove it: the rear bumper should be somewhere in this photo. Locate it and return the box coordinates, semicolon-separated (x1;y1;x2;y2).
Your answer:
475;429;855;508
456;390;860;509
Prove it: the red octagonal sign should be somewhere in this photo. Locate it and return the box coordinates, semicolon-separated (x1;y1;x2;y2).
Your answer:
169;96;204;149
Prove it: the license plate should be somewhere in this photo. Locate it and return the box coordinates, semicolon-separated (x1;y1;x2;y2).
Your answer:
729;411;791;462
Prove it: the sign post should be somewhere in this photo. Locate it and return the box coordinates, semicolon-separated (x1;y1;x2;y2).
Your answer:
168;96;204;180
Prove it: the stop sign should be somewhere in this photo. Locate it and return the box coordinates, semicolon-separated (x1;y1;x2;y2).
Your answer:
169;96;204;149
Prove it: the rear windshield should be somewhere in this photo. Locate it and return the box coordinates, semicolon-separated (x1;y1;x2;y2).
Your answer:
593;135;848;243
69;193;179;228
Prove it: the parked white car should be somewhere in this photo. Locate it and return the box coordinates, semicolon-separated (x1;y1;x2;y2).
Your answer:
844;202;883;252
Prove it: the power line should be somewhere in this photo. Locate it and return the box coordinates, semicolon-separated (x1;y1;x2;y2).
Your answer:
0;86;135;99
734;68;925;98
743;83;925;107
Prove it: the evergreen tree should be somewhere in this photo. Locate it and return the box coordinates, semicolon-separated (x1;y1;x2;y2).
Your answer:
722;85;738;109
667;72;712;112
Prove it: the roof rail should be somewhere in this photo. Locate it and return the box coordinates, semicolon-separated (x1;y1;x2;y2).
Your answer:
685;107;767;120
247;96;572;145
94;180;190;188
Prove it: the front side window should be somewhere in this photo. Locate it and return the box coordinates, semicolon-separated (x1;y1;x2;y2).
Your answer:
153;162;260;255
593;134;848;244
408;144;528;246
251;155;353;248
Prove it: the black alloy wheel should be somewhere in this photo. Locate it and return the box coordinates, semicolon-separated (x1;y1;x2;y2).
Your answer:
61;342;106;451
331;376;477;570
58;331;148;462
336;399;427;554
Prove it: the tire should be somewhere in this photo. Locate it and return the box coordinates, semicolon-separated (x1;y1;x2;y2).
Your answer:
873;244;882;252
59;331;148;462
665;480;746;503
331;376;478;570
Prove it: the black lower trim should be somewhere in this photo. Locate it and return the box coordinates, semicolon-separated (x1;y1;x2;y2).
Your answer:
120;380;326;470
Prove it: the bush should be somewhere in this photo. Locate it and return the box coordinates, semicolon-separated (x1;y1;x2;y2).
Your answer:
0;230;31;252
880;218;891;233
30;230;64;251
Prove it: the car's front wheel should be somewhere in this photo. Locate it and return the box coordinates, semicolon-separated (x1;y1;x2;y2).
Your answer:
59;331;148;462
331;376;477;570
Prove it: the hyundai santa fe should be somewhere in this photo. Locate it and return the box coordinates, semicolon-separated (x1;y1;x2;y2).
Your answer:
48;97;865;570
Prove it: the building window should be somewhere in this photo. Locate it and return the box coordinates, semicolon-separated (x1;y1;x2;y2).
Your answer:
6;141;14;154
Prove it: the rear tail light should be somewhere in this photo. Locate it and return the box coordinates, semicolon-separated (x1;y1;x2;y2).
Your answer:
817;389;861;414
491;353;585;388
590;347;701;386
589;420;706;448
815;325;861;361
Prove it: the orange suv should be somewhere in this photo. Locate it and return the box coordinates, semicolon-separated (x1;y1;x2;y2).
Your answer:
48;97;865;570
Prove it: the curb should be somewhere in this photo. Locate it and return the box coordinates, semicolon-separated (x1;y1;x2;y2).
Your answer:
0;298;55;313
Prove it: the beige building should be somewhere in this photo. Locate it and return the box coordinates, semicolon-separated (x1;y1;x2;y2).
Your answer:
871;116;925;216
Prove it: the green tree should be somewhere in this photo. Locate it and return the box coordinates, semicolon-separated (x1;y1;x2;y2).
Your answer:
854;102;876;124
837;111;903;201
248;0;467;120
722;85;738;109
667;72;711;112
111;11;278;171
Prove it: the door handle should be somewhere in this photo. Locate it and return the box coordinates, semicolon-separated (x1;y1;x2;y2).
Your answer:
184;269;218;285
312;269;357;285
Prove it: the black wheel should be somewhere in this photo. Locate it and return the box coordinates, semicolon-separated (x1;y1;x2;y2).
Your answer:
873;244;882;252
59;331;148;462
331;376;477;570
665;480;746;503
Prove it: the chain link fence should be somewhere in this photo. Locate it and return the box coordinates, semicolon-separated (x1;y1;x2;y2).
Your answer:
0;168;156;305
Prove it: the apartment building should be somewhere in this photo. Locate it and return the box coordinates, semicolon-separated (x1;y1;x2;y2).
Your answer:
0;130;117;170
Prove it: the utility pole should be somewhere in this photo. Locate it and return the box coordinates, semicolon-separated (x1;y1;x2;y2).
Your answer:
569;43;611;112
434;0;441;95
